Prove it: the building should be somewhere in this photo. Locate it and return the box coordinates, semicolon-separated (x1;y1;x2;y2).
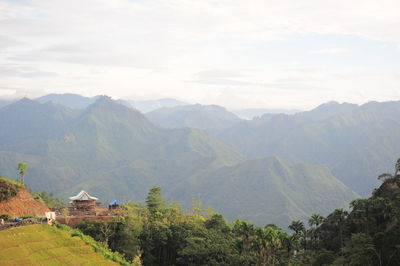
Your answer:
108;200;124;210
69;190;100;216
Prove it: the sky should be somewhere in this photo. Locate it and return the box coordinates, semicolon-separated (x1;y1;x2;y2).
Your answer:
1;0;400;110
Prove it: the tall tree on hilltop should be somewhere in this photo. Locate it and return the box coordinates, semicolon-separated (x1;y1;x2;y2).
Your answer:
17;162;28;185
378;157;400;182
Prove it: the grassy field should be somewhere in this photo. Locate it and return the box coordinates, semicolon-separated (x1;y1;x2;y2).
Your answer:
0;224;119;265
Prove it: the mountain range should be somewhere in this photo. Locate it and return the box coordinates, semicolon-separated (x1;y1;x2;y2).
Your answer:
0;95;363;227
146;104;242;135
220;101;400;195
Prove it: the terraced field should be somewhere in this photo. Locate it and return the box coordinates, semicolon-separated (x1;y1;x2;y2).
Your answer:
0;224;118;265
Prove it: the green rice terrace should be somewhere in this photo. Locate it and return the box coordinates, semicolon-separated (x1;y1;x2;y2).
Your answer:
0;224;123;265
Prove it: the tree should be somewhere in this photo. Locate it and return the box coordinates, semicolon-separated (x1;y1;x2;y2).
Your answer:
331;209;348;255
145;187;165;216
340;233;378;266
395;158;400;176
377;158;400;182
308;213;324;228
308;213;324;250
17;162;28;185
288;220;305;237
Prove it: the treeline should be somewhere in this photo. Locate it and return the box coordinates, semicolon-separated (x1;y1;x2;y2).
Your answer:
77;161;400;265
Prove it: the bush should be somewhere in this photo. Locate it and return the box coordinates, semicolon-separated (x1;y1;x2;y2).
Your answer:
0;177;21;202
0;214;12;221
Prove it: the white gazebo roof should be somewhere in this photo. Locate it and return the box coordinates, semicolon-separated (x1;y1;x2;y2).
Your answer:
69;190;98;201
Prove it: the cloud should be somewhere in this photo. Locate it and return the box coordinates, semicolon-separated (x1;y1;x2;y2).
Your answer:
0;35;23;51
0;65;58;78
0;0;400;109
195;69;247;80
188;78;261;87
310;48;348;54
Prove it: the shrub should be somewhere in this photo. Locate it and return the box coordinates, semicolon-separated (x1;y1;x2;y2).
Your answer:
0;177;21;202
0;214;12;221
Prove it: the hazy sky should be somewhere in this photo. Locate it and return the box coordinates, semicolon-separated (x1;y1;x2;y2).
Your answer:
1;0;400;109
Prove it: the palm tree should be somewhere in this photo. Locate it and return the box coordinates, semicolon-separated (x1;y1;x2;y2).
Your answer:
232;220;255;255
253;227;281;266
308;213;324;249
288;220;305;236
308;213;324;228
331;209;348;254
288;220;305;251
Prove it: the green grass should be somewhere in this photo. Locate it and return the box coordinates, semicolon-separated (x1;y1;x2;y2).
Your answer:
0;224;124;265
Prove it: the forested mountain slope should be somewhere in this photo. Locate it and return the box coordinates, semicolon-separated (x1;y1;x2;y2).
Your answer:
171;156;358;226
146;104;242;135
0;97;243;202
219;101;400;195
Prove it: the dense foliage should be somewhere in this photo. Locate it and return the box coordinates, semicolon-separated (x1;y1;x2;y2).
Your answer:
78;187;296;265
285;161;400;265
76;160;400;265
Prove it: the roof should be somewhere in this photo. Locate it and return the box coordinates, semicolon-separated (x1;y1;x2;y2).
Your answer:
69;190;98;201
109;200;124;206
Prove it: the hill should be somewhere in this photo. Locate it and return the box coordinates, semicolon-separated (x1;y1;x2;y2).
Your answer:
0;224;120;265
0;177;50;217
219;101;400;196
146;104;242;134
171;157;358;226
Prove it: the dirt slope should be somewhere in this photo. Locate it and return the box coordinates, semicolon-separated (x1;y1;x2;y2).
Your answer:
0;188;50;217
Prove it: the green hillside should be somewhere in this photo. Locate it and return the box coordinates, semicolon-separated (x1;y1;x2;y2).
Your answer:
172;157;359;226
220;101;400;195
0;224;121;265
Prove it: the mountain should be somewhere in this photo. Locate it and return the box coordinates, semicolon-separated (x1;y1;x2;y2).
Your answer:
127;98;189;113
0;97;360;227
0;96;243;201
296;101;359;121
146;104;242;134
232;108;301;120
219;100;400;196
0;99;14;108
35;93;97;109
0;98;79;155
172;157;358;226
